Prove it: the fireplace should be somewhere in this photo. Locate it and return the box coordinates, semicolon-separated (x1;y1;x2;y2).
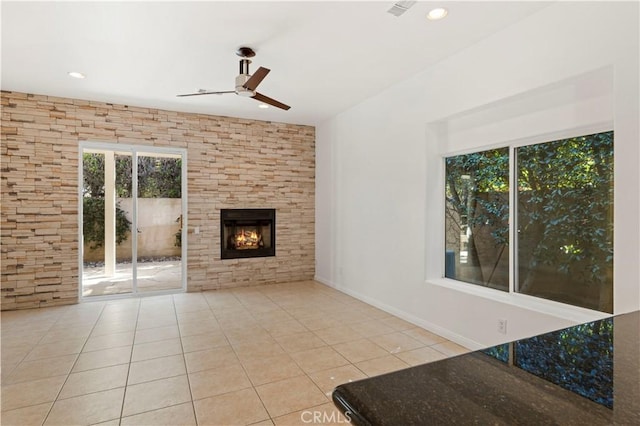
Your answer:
220;209;276;259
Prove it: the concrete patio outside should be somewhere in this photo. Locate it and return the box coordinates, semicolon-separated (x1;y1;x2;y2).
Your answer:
82;259;182;297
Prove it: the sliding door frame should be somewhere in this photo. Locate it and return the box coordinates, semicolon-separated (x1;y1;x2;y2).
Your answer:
78;141;188;301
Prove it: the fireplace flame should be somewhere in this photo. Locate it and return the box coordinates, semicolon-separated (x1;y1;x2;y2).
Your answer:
234;228;261;249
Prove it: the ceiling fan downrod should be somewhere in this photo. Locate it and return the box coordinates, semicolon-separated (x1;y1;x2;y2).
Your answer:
239;58;251;76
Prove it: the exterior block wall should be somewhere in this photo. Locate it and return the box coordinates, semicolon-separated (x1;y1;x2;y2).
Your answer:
1;91;315;310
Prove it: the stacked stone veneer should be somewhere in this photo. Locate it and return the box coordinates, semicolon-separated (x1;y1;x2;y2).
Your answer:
1;91;315;310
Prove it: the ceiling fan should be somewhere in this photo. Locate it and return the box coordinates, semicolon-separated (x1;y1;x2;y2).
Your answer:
177;47;290;111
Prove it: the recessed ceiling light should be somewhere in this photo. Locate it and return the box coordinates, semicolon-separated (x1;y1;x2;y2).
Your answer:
258;104;269;109
427;7;448;21
68;71;86;79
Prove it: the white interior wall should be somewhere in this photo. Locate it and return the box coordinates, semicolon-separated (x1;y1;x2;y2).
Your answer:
315;1;640;349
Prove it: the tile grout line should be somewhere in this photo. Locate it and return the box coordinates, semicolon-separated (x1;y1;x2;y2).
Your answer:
210;291;274;425
117;298;142;425
41;301;108;426
172;293;200;426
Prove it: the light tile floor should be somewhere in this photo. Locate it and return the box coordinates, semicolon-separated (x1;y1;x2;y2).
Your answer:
1;280;470;425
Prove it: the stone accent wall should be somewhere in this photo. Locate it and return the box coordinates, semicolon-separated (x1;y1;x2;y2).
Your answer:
1;91;315;310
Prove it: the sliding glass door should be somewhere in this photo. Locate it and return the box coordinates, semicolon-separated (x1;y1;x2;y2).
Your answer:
80;143;186;298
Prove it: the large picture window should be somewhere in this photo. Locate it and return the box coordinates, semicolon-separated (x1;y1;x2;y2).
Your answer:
444;131;613;313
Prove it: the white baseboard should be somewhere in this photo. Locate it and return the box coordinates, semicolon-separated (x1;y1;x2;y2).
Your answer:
312;276;485;351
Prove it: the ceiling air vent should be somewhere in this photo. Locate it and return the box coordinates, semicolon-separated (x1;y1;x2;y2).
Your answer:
387;0;417;17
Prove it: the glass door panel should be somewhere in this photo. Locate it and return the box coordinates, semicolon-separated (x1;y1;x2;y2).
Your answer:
82;150;133;297
136;153;183;293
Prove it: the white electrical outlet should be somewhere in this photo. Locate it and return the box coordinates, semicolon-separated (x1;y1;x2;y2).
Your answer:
497;319;507;334
194;227;200;234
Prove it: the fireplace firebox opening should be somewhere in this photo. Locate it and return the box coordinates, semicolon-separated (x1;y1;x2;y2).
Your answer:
220;209;275;259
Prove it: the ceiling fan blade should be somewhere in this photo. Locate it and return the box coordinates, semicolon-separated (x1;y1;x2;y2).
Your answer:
177;90;235;97
252;92;290;110
243;67;270;91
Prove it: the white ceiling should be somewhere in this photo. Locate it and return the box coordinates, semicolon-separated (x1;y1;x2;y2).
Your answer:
1;1;552;126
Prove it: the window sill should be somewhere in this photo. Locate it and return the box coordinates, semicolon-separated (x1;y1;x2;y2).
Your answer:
425;277;611;324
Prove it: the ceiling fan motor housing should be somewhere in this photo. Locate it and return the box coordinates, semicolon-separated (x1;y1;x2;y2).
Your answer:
236;59;256;96
235;74;255;97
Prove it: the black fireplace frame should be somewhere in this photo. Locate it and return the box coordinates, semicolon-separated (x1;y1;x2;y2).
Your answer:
220;209;276;259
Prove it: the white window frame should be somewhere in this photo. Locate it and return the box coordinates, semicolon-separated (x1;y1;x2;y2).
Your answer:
429;123;613;323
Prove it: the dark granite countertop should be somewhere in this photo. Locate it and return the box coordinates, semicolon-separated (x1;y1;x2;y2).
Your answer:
332;311;639;425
